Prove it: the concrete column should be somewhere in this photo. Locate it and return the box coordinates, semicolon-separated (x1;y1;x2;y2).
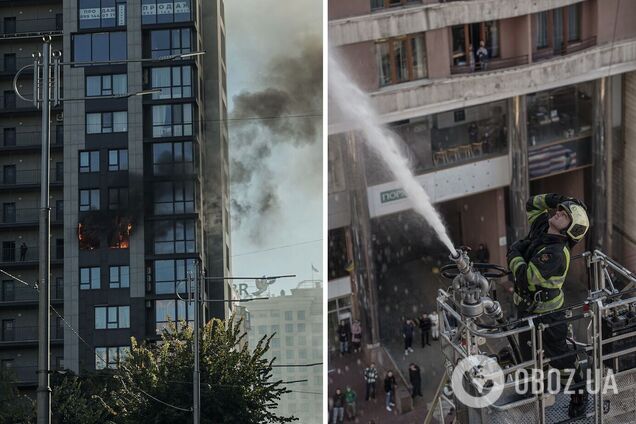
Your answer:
508;95;529;242
344;132;380;347
591;77;612;253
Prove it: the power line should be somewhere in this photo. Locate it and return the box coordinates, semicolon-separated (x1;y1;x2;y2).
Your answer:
271;362;323;368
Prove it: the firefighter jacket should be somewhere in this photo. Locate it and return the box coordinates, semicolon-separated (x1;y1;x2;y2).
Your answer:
508;193;571;314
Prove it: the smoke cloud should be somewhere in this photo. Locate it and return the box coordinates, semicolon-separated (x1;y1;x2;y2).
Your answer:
230;36;322;245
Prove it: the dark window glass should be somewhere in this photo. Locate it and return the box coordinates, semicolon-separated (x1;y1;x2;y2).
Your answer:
152;141;194;175
73;32;127;63
150;28;191;59
2;203;16;224
110;32;127;61
153;219;196;254
1;280;15;301
108;149;128;171
3;128;16;147
73;34;92;63
108;187;128;210
153;180;195;214
79;151;100;173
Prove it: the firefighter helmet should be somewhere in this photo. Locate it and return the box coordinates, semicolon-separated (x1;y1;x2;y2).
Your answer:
558;200;589;243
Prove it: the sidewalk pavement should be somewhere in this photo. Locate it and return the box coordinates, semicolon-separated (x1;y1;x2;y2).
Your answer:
328;349;432;424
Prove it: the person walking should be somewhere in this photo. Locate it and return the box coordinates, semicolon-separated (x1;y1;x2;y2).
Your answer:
337;320;350;354
351;320;362;353
508;193;590;418
409;363;422;398
363;362;378;400
402;319;415;355
19;242;27;261
418;314;431;347
344;386;357;420
430;311;440;341
384;370;397;412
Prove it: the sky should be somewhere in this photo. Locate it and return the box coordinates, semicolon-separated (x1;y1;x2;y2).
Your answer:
225;0;323;294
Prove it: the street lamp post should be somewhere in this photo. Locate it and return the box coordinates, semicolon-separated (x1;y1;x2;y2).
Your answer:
12;37;205;424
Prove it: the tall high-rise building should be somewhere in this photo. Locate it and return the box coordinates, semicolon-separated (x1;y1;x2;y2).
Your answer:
328;0;636;353
62;0;230;373
0;0;64;387
0;0;231;378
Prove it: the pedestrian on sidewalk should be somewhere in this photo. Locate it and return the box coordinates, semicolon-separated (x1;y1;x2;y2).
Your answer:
409;363;422;398
351;320;362;353
332;388;345;424
418;313;431;347
364;362;378;400
430;311;440;341
402;319;415;355
384;370;397;412
338;320;350;354
344;386;357;420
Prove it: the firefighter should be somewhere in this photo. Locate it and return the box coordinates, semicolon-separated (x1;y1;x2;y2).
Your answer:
507;193;590;418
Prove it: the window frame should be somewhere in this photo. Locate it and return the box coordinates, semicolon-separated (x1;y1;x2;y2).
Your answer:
150;65;193;99
86;74;127;97
376;33;428;87
152;141;195;175
109;265;130;289
95;305;130;329
108;187;129;210
72;32;127;63
79;150;100;173
79;188;100;211
86;111;128;134
151;103;193;137
150;28;192;59
155;299;194;334
95;346;129;369
152;180;195;215
153;219;196;254
80;266;100;290
153;258;196;294
142;0;193;25
108;149;128;171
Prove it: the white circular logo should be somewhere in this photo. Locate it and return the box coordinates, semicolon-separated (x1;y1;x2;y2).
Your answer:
451;355;505;408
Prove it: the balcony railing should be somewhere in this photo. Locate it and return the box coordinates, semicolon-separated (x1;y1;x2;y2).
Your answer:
1;131;63;148
1;365;66;384
0;280;64;303
0;243;64;265
0;325;64;343
0;18;62;38
451;54;529;75
0;207;63;225
0;169;63;186
0;56;35;75
0;94;36;111
533;36;597;62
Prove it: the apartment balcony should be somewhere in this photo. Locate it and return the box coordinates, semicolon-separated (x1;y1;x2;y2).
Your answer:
0;130;63;152
451;54;529;75
0;280;63;307
532;36;598;62
0;169;63;190
0;244;64;268
329;36;636;133
0;56;35;77
0;206;63;229
0;325;63;348
329;0;583;46
0;17;62;41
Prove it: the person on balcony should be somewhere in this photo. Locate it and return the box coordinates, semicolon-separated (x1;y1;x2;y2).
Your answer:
476;40;489;71
19;242;27;261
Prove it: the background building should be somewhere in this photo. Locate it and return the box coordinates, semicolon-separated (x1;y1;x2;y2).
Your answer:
245;281;323;423
0;0;64;388
328;0;636;406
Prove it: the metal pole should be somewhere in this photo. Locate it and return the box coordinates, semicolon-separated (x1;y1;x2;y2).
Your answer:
193;271;200;424
37;39;52;424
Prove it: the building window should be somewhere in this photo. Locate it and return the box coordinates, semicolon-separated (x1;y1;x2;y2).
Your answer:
535;11;549;49
285;311;293;321
108;187;129;210
297;323;306;332
297;311;305;320
451;22;499;69
150;28;191;59
1;280;15;301
151;104;193;137
73;32;127;63
80;267;100;290
79;189;100;211
155;299;193;334
79;0;127;29
79;151;100;173
153;258;196;294
152;141;194;175
285;336;294;346
150;65;192;99
371;0;419;10
86;74;127;97
95;346;129;369
567;4;581;42
153;219;196;254
95;305;130;329
142;0;192;24
108;149;128;171
109;265;129;288
86;111;128;134
285;323;293;333
153;180;195;215
376;33;427;87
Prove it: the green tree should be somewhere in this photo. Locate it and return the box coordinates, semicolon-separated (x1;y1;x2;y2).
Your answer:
50;372;115;424
0;368;35;424
109;317;296;424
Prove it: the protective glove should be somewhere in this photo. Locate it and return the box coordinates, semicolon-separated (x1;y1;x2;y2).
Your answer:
507;239;531;264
